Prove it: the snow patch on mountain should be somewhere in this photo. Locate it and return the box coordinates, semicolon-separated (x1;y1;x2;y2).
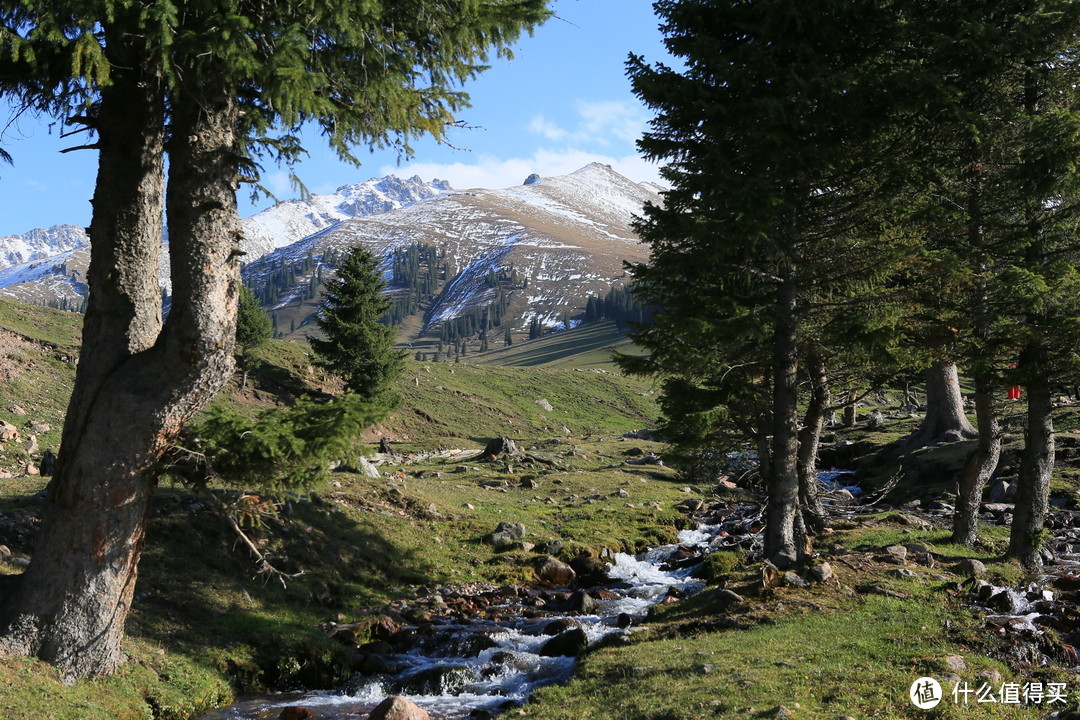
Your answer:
0;225;88;271
240;175;452;260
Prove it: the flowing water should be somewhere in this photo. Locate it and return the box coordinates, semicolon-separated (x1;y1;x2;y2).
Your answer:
195;520;747;720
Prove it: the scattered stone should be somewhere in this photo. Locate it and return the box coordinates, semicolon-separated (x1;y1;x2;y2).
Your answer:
368;695;431;720
766;705;795;719
977;669;1003;687
866;410;886;429
8;405;26;416
537;540;563;556
279;708;315;720
714;588;745;607
24;464;38;476
807;562;833;583
955;558;986;577
356;456;381;479
884;545;908;562
694;663;714;675
570;555;610;587
890;568;918;579
536;398;554;412
534;556;576;586
895;513;933;529
539;627;588;657
0;420;19;442
567;590;599;614
783;572;810;589
520;477;540;489
944;654;968;673
987;480;1012;503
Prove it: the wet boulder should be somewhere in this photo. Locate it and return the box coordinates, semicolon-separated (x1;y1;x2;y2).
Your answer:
570;555;610;587
369;696;431;720
534;555;576;586
394;665;475;695
539;627;589;657
543;618;582;636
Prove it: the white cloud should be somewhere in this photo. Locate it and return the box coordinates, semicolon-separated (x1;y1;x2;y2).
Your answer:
527;99;647;147
527;116;570;142
382;148;663;192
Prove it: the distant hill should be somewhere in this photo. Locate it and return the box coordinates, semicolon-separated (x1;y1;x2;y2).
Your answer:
0;165;659;365
245;163;658;344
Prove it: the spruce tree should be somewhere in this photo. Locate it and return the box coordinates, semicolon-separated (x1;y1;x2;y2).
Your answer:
310;246;405;408
623;0;916;564
235;285;273;388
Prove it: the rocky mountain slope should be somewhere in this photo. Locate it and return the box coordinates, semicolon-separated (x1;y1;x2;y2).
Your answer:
0;174;452;309
245;163;659;337
240;174;452;259
0;165;659;339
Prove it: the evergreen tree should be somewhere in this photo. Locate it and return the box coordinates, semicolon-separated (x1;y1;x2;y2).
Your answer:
235;284;273;388
310;246;405;407
623;0;916;564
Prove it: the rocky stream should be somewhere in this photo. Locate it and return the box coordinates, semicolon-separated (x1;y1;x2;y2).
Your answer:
196;481;1080;720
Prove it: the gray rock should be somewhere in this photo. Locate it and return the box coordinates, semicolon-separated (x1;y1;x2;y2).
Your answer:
808;562;833;583
714;588;745;607
536;398;554;412
486;522;526;548
539;628;588;657
987;480;1012;503
783;572;810;589
567;590;599;614
890;568;918;579
955;558;986;576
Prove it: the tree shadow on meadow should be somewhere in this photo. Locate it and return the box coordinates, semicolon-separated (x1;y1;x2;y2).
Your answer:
132;487;438;691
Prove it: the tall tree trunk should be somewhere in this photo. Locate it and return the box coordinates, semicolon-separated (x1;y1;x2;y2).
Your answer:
1008;361;1054;571
765;262;800;566
0;24;166;679
0;64;241;681
798;353;829;535
952;374;1001;545
907;360;977;448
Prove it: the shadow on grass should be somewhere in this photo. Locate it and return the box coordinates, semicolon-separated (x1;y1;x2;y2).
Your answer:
133;488;437;692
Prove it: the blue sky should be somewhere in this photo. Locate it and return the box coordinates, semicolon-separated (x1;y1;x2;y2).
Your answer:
0;0;668;237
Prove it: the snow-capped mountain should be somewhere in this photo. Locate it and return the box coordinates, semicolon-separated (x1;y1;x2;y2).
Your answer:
240;175;452;259
0;225;88;271
0;248;89;309
244;163;659;335
0;173;452;308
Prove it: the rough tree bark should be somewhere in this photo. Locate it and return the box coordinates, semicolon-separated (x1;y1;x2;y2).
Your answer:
797;353;829;535
765;259;800;566
0;24;166;678
907;360;978;448
0;58;241;679
952;374;1001;545
1009;357;1054;571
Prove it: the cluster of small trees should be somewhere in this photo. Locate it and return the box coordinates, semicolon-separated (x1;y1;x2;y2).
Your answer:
583;285;648;329
625;0;1080;570
251;250;323;306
